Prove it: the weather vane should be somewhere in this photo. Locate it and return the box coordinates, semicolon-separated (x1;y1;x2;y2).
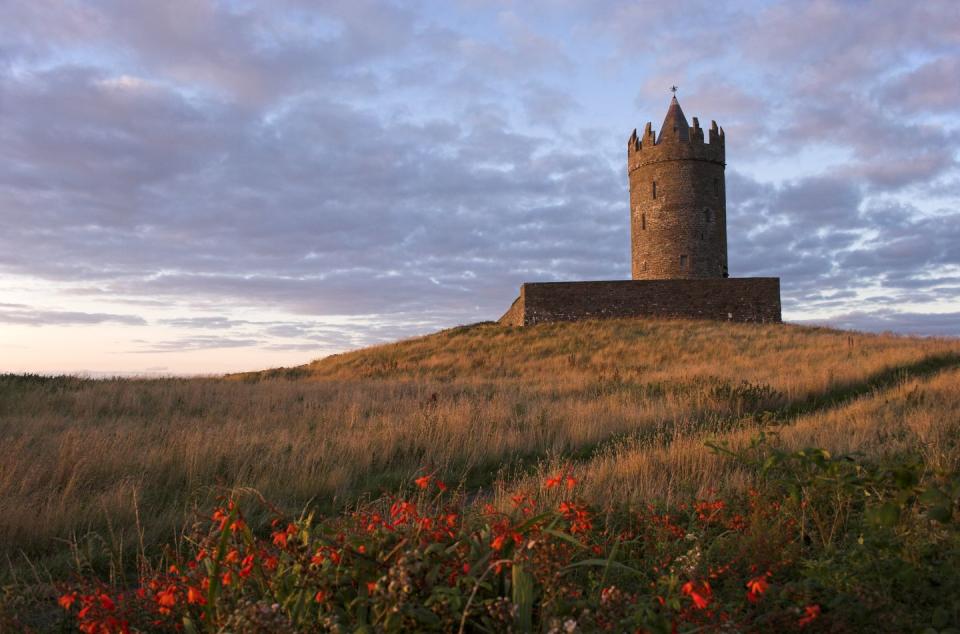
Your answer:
670;85;678;94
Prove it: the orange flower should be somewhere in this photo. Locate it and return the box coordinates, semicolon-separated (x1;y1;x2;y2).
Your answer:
156;587;177;615
415;475;431;489
366;581;377;593
239;554;255;578
491;534;507;551
798;604;820;627
187;586;205;605
272;531;288;547
682;580;712;610
545;474;562;489
58;593;77;610
746;574;770;603
565;476;577;490
224;549;240;564
314;590;327;603
221;571;233;586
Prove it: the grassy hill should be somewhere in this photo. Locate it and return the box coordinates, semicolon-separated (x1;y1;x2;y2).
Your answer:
4;318;960;630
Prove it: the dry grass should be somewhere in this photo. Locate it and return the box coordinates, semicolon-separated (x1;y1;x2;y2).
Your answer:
2;318;959;578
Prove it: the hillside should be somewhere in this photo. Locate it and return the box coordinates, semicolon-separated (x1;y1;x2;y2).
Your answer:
6;318;960;630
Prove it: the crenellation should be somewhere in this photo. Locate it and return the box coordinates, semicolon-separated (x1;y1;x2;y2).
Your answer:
502;93;779;327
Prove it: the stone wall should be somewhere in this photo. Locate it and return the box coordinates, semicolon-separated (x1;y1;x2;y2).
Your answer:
628;111;728;280
498;278;781;326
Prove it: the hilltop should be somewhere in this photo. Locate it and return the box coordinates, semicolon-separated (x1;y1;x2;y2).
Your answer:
5;318;960;630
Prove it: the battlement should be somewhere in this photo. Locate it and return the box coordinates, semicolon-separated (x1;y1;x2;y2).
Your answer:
627;117;724;172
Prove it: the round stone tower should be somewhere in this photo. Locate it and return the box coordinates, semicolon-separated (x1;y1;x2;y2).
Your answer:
627;96;728;279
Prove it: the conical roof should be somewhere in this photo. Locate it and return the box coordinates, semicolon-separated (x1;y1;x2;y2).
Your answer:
657;96;689;143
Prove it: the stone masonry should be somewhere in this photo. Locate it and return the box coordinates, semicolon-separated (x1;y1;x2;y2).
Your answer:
628;96;727;279
498;279;781;327
499;95;781;327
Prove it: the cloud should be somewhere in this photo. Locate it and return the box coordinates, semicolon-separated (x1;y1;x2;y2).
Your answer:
0;0;958;370
795;309;960;337
0;303;146;326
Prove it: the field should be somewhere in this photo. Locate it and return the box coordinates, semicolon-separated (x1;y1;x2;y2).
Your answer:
3;318;960;631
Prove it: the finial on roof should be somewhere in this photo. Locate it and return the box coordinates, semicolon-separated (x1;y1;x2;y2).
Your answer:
670;85;678;94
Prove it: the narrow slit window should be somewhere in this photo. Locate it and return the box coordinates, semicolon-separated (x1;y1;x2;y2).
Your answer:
704;208;711;223
680;254;688;269
641;213;646;230
652;181;657;199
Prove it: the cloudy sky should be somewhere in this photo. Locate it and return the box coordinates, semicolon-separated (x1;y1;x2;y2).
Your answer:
1;1;958;374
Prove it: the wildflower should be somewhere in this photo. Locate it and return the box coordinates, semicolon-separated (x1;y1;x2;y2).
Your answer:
367;581;377;593
415;475;432;489
156;587;177;615
221;571;233;586
99;593;116;611
314;591;327;603
566;475;577;490
212;508;229;531
798;604;821;627
58;593;77;610
682;580;712;610
272;530;288;547
187;586;205;605
224;549;240;564
746;574;770;603
491;534;507;551
239;554;255;578
436;480;448;492
545;474;563;489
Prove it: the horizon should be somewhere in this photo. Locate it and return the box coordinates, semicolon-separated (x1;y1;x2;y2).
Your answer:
2;1;959;374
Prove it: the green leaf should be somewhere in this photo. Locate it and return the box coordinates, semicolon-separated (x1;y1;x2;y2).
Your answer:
512;564;535;633
928;505;952;523
561;559;646;577
868;502;900;527
542;528;586;549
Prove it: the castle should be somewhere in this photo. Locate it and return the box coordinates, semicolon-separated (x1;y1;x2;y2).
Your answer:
499;94;781;326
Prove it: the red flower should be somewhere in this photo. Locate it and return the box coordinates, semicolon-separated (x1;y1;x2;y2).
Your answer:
745;574;770;603
315;591;327;603
366;581;377;592
99;593;115;611
799;604;821;627
491;534;507;551
682;580;712;610
566;476;577;490
415;475;431;489
545;474;562;489
156;587;177;615
221;571;233;586
187;586;205;605
58;593;77;610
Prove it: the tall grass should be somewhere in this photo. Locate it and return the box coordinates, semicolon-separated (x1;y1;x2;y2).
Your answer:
1;318;958;580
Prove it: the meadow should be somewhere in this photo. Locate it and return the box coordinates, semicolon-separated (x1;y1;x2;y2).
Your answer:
3;318;960;631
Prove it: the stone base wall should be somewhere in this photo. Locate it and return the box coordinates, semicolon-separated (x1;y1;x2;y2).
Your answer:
498;278;781;326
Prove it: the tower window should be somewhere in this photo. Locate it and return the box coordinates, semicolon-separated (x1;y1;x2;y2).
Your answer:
642;213;646;230
680;255;688;270
652;181;657;199
704;208;711;223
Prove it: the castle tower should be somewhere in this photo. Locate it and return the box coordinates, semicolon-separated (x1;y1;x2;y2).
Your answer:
627;96;728;279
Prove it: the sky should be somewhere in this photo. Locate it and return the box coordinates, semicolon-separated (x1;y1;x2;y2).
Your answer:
1;0;959;375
